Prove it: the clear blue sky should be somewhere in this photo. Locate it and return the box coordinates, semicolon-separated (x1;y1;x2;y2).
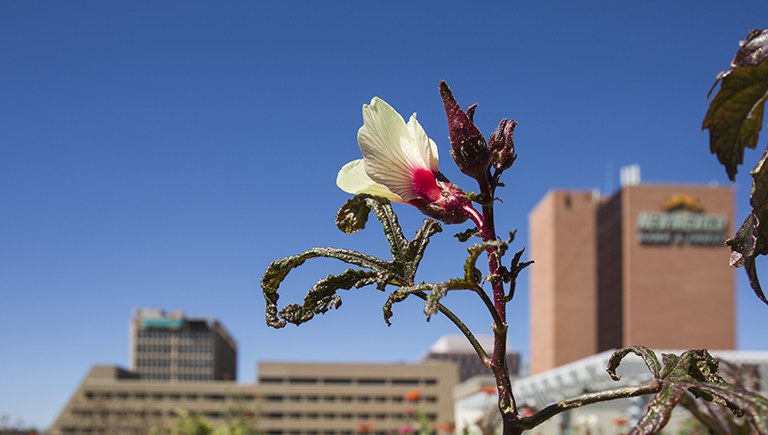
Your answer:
1;1;766;429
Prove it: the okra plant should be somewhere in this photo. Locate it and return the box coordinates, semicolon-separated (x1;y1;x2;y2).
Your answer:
262;29;768;434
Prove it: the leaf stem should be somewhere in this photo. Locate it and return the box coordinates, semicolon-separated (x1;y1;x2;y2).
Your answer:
513;380;662;432
413;291;491;366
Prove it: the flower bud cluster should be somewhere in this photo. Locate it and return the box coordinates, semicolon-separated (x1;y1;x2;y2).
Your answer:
489;118;517;172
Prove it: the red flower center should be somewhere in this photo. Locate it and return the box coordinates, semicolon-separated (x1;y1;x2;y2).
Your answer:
411;168;441;202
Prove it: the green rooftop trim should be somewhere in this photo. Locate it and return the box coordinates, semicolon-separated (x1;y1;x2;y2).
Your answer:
142;318;183;329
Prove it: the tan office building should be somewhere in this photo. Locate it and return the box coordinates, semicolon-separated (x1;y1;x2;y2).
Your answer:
130;308;237;382
529;183;735;374
49;361;457;434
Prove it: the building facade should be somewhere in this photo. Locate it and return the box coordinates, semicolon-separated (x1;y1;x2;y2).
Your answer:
49;361;458;434
529;184;735;374
130;308;237;382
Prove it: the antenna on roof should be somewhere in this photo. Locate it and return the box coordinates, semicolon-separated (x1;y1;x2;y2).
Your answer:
620;164;641;187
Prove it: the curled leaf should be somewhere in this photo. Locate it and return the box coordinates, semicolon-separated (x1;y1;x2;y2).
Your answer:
278;269;378;326
607;346;661;381
726;212;768;305
336;195;372;233
619;348;768;434
733;29;768;67
454;227;480;242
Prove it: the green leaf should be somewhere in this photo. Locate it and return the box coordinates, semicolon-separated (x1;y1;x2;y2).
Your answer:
336;196;372;233
277;269;378;326
364;196;409;268
464;240;508;286
335;195;410;270
382;288;411;326
262;247;394;293
404;219;442;281
263;195;448;330
261;247;397;328
615;348;768;434
424;284;448;321
703;29;768;181
628;385;686;435
382;279;474;325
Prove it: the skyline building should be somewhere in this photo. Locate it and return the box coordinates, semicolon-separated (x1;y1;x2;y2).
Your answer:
49;361;457;435
130;308;237;382
529;182;735;374
422;335;520;382
51;309;458;434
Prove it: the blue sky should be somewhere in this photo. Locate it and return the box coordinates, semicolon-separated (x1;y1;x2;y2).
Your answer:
1;1;767;429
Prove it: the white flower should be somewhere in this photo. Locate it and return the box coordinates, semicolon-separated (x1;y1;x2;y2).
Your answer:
336;97;472;225
336;97;442;205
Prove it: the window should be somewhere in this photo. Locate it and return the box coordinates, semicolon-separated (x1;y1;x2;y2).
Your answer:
288;377;317;384
324;377;352;384
358;378;385;385
392;378;420;385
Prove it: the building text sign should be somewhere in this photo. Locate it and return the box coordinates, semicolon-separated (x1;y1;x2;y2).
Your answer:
636;211;727;246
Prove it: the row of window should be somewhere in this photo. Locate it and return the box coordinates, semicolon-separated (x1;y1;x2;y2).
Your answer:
178;359;213;368
136;330;212;339
135;344;213;353
140;373;171;381
264;394;438;404
84;391;254;401
135;344;172;353
136;358;211;368
70;408;436;423
262;411;437;421
259;377;438;386
82;391;436;404
138;372;213;381
136;359;171;368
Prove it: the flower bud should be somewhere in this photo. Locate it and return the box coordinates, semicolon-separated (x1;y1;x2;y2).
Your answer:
439;81;490;181
489;118;517;172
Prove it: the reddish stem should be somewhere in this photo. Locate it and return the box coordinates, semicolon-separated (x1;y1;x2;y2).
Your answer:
463;175;518;429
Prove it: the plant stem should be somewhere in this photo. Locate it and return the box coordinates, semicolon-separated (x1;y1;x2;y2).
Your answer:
412;291;491;366
475;175;518;427
511;380;662;433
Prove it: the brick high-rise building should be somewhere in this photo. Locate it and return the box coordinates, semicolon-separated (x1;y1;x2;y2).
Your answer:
130;308;237;381
529;182;735;374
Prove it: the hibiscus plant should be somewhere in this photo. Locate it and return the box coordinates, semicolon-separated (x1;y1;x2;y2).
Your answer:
262;29;768;435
